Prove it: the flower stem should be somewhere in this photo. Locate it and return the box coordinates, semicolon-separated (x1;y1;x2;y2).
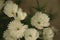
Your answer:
36;0;40;8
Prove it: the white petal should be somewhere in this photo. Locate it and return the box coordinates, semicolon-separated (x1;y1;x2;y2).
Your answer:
4;0;18;17
43;28;54;40
31;12;50;29
24;28;39;40
8;20;28;38
14;8;27;20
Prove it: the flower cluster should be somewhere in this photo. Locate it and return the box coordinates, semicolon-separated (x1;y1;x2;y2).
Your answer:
0;0;55;40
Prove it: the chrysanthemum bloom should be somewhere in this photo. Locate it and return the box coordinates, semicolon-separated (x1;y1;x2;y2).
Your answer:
0;0;4;10
14;8;27;20
8;20;28;39
31;12;50;29
3;30;17;40
43;28;54;40
24;28;39;40
4;0;18;17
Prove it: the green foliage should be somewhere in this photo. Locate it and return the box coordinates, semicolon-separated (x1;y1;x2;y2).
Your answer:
21;8;35;28
13;0;22;5
32;0;46;13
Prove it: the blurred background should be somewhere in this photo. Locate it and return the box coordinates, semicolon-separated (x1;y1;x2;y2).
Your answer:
0;0;60;40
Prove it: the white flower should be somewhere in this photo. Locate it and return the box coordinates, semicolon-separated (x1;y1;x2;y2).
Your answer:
24;28;39;40
0;0;4;10
3;29;17;40
43;28;54;40
8;20;28;39
14;8;27;20
4;0;18;17
31;12;50;29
